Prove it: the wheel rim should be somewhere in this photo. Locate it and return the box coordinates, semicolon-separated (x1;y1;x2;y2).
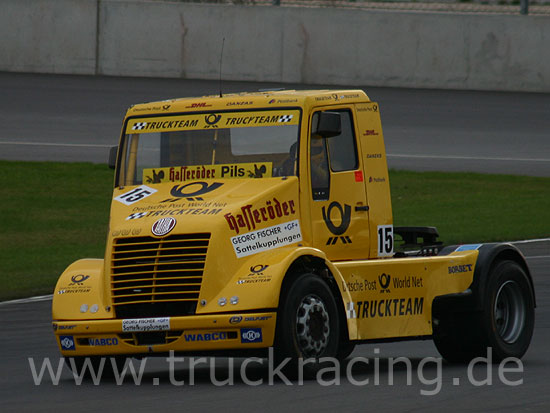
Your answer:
494;280;526;344
295;294;330;357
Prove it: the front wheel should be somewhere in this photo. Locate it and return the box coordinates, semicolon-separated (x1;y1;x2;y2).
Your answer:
275;273;340;377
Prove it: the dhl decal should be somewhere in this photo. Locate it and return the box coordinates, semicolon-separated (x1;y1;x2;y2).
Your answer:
143;163;272;184
126;110;300;133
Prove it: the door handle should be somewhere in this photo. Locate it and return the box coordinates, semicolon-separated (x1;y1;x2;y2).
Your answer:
355;205;369;212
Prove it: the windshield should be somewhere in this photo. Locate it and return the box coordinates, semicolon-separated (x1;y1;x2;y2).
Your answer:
118;109;301;186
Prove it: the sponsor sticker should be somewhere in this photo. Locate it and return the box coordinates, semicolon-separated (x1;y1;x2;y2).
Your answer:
241;328;262;343
115;185;157;205
229;316;243;324
60;336;76;350
183;332;228;342
152;217;176;236
349;297;424;319
143;162;272;184
455;244;482;252
225;198;297;234
377;225;394;257
57;274;92;295
230;220;302;258
126;110;300;134
89;338;119;346
122;317;170;332
448;264;474;274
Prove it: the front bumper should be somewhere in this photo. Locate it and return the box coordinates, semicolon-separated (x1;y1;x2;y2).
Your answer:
53;311;277;357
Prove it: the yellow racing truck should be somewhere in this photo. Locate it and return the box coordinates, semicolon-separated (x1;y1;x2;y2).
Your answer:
52;90;535;376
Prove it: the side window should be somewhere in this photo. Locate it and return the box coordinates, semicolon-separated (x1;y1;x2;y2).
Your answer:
310;113;330;200
327;110;358;172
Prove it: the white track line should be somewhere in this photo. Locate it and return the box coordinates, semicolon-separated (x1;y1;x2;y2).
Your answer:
388;153;550;163
2;143;549;162
0;141;111;148
0;294;53;306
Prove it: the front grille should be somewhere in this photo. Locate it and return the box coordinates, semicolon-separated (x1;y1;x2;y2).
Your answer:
111;233;210;318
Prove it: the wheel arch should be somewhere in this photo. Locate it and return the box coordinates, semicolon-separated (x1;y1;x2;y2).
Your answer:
474;243;535;309
278;254;351;344
435;243;536;314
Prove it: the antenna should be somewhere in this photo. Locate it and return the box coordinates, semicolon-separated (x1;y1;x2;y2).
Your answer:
219;37;225;98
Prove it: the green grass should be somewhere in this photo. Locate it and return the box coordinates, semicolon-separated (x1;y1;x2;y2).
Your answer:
1;161;549;301
1;161;113;300
390;170;550;245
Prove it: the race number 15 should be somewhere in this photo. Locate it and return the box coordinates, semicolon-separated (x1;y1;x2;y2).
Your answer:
115;185;157;205
377;225;394;257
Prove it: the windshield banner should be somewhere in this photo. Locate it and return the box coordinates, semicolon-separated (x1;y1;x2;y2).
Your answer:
127;110;300;133
143;162;273;183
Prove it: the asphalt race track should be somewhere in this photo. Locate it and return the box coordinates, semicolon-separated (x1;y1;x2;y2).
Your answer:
0;73;549;411
0;241;548;411
0;72;549;176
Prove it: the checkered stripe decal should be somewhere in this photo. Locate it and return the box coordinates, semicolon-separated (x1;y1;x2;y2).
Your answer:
132;122;147;130
126;212;148;220
346;302;357;319
278;115;293;123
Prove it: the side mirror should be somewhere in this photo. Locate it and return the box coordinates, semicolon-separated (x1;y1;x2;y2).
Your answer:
313;111;341;138
108;146;118;170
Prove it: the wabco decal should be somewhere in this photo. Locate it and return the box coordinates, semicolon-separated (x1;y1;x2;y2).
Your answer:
89;338;119;346
241;328;262;343
224;198;296;234
60;336;76;350
184;332;228;342
347;298;424;319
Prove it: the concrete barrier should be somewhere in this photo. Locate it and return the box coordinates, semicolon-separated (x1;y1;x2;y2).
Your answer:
0;0;97;74
1;0;549;92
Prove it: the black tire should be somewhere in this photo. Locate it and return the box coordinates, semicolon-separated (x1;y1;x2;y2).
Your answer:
275;273;340;377
434;260;535;363
480;260;535;361
65;355;127;380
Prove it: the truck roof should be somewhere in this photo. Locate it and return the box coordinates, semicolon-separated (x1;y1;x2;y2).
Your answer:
127;89;371;116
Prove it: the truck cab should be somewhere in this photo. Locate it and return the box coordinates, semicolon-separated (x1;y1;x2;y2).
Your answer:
52;90;535;376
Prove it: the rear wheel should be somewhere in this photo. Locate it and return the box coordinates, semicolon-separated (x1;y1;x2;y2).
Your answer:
276;273;340;377
434;260;535;363
481;260;535;361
